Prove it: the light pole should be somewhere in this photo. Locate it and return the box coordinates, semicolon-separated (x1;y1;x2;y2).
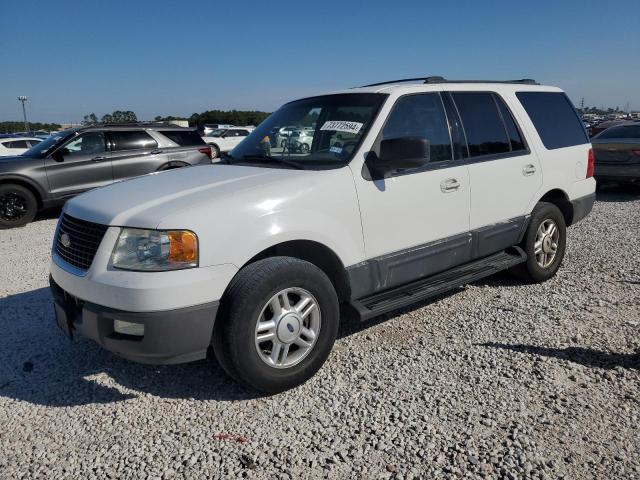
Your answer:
17;96;29;133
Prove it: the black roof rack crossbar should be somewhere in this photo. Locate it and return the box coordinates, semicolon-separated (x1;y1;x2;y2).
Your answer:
357;76;538;88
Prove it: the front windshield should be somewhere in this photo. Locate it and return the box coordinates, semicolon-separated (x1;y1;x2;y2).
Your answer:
21;129;76;158
228;93;387;169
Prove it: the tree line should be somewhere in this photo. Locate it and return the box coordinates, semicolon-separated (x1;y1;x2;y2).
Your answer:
83;111;138;124
0;121;62;134
155;110;271;127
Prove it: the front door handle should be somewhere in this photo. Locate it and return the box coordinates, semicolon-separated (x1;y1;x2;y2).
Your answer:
522;164;536;176
91;155;107;162
150;149;163;155
440;178;461;193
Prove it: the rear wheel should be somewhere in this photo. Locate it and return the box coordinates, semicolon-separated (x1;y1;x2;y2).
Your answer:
213;257;339;393
511;202;566;283
0;184;38;229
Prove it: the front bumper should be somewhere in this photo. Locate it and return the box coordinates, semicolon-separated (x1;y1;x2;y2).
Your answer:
594;163;640;182
50;276;219;364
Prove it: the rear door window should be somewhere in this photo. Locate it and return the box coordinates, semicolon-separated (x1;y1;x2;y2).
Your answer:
382;93;452;163
516;92;588;149
158;130;205;146
451;92;510;157
110;131;158;151
6;140;29;149
494;95;526;151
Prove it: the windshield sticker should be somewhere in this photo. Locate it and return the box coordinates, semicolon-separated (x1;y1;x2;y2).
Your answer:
320;121;363;135
330;146;343;154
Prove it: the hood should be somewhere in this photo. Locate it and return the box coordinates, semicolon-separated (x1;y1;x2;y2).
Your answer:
64;164;309;228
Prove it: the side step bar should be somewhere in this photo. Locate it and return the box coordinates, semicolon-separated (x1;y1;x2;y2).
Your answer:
351;247;526;321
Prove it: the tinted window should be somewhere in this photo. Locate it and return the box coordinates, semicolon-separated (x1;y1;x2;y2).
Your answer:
6;140;29;149
63;132;106;155
159;130;205;146
382;93;452;163
452;92;510;157
28;139;42;147
516;92;588;149
597;125;640;139
110;131;158;151
495;95;526;151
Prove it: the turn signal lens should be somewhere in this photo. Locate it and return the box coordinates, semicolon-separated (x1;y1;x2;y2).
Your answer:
168;231;198;263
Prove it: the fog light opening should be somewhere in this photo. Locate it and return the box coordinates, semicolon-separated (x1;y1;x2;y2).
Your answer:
113;319;145;337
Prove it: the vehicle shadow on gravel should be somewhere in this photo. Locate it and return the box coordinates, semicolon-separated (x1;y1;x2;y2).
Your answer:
595;184;640;203
479;342;640;370
0;288;259;407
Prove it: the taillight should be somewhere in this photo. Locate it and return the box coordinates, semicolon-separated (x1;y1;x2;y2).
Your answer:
631;150;640;157
198;146;213;160
586;148;595;178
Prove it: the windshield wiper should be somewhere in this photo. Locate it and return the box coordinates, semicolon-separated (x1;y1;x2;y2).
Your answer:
240;154;305;170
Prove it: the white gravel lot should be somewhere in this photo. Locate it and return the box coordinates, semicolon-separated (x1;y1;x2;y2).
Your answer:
0;190;639;480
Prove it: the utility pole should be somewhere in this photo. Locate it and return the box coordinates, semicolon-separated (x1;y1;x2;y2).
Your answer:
17;96;29;133
580;97;584;109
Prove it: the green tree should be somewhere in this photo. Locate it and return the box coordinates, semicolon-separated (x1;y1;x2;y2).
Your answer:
82;113;98;125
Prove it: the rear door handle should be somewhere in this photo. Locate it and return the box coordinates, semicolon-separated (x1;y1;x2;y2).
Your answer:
91;155;107;162
440;178;460;193
522;164;536;176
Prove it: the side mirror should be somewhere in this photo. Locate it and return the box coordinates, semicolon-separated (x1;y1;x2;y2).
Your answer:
369;137;430;178
51;148;68;162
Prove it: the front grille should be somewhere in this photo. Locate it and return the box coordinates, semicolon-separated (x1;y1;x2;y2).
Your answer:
55;214;108;271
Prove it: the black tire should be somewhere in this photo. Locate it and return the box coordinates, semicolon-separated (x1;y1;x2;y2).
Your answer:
0;184;38;229
212;257;339;393
210;144;220;159
511;202;566;283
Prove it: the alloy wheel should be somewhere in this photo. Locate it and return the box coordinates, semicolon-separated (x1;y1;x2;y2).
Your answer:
534;219;560;268
254;287;321;369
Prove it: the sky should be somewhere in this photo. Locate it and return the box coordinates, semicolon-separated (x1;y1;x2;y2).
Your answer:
1;0;639;123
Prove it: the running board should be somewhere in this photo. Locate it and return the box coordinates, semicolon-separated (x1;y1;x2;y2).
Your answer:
351;247;526;321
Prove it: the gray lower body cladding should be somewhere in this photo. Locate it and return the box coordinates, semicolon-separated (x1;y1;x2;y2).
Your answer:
50;276;218;365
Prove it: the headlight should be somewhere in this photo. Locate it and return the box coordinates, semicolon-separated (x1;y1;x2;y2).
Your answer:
111;228;198;271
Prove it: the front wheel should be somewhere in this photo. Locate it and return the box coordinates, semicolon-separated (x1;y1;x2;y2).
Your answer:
0;184;38;229
213;257;339;393
511;202;566;283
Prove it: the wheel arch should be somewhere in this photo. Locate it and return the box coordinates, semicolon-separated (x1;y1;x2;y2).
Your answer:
0;175;45;208
239;239;351;303
535;189;574;226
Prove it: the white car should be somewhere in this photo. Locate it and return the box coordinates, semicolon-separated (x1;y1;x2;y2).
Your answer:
0;137;42;156
201;127;254;158
50;77;595;393
203;124;234;136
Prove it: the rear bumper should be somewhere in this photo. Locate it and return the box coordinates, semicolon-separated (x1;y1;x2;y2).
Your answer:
50;276;218;364
570;193;595;225
594;163;640;182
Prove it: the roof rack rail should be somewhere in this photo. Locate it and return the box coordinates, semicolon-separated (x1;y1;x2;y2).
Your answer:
358;76;539;88
84;121;192;128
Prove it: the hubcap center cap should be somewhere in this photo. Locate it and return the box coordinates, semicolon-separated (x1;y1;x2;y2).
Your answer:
277;313;301;343
543;235;552;253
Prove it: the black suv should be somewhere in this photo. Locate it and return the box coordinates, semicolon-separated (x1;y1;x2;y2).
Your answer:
0;124;212;228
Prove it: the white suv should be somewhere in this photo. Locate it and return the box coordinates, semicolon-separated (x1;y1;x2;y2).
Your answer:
50;77;595;392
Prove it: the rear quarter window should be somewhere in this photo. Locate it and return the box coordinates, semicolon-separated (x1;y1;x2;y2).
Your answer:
516;92;589;149
159;130;205;146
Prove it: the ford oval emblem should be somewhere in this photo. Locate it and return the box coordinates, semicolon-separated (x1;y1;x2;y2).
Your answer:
60;232;71;248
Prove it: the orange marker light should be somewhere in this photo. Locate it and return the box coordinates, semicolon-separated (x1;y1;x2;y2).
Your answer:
168;231;198;264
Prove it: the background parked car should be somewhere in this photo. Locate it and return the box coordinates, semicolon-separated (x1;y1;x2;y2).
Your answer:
588;119;637;138
0;124;212;228
203;123;234;136
592;123;640;186
201;127;254;158
0;137;42;156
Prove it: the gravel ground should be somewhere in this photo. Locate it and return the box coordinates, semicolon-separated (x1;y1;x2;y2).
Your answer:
1;190;639;480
